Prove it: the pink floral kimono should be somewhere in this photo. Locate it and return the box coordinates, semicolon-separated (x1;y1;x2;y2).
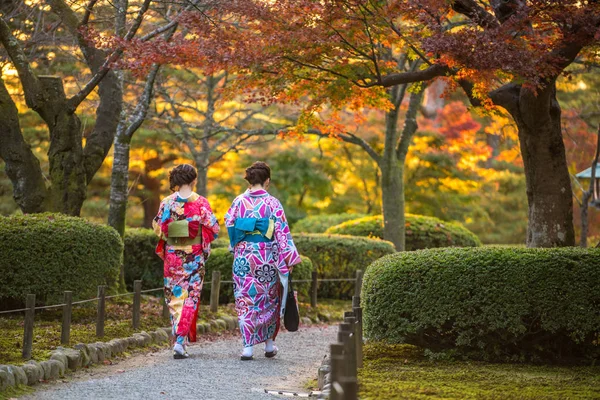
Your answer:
153;192;220;346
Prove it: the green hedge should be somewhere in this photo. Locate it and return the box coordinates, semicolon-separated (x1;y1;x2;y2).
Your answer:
293;213;366;233
0;214;122;308
326;214;481;250
124;228;163;292
294;233;396;299
203;249;313;304
363;247;600;363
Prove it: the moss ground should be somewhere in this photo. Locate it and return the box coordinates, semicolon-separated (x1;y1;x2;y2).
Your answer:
0;297;349;366
359;343;600;400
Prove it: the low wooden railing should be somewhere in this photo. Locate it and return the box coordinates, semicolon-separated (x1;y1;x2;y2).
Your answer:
0;269;364;360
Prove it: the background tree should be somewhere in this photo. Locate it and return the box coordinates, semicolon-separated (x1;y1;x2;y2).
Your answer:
137;0;600;247
0;0;152;214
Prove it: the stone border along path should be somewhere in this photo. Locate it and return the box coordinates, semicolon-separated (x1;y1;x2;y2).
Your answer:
18;324;337;400
0;314;241;392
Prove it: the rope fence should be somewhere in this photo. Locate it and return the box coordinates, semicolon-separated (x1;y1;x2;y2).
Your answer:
1;269;363;361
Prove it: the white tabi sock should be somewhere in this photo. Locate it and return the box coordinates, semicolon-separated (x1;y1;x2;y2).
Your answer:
265;339;274;352
173;343;185;355
242;346;253;357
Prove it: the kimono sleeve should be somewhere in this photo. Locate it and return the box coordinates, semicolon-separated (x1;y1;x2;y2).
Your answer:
224;197;240;251
272;199;301;274
152;199;169;260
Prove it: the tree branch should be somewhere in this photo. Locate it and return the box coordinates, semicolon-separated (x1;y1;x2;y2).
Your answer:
0;16;42;110
397;87;426;160
66;0;152;112
377;64;448;88
306;129;382;165
451;0;500;29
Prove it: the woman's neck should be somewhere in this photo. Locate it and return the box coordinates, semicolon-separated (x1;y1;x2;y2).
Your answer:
178;185;193;198
249;184;264;192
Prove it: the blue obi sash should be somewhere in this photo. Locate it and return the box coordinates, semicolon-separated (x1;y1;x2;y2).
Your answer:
228;217;275;247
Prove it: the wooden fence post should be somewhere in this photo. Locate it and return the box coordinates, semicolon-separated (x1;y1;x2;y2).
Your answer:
210;271;221;313
339;376;358;400
162;297;170;320
344;316;358;380
61;291;72;345
330;342;345;400
352;296;363;369
22;294;35;360
311;271;318;308
96;285;105;338
354;269;364;298
133;280;142;330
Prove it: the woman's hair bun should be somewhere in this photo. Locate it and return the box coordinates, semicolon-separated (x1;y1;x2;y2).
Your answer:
244;161;271;185
169;164;198;192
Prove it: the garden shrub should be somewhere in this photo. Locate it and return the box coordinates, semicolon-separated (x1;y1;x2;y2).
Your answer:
203;249;314;303
0;214;122;308
294;233;396;299
362;247;600;363
123;228;163;292
211;237;229;249
326;214;481;249
293;213;366;233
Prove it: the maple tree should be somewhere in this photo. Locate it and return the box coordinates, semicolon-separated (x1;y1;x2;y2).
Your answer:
125;0;600;247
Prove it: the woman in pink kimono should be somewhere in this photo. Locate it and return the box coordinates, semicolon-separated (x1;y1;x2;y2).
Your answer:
153;164;220;359
225;161;301;360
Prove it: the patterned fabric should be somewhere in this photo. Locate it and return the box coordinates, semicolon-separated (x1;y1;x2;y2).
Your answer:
225;189;301;347
153;192;219;346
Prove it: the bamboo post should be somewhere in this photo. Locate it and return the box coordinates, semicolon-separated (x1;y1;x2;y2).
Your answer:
96;285;105;338
310;271;318;308
22;294;35;360
61;291;72;345
354;269;364;298
133;280;142;330
210;271;221;313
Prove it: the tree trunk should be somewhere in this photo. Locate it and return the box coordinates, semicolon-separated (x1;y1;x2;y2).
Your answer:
580;125;600;248
0;78;47;213
381;160;405;251
509;83;575;247
107;129;131;238
381;99;405;251
40;77;87;216
196;164;208;197
83;70;123;183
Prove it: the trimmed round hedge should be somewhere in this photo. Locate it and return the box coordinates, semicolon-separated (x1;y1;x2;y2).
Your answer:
363;247;600;363
294;233;396;299
326;214;481;250
0;214;122;308
293;213;366;233
203;248;314;304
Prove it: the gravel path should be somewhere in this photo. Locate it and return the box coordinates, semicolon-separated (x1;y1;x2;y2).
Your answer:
21;325;336;400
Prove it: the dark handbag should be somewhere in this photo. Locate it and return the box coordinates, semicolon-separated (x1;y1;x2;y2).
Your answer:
284;276;300;332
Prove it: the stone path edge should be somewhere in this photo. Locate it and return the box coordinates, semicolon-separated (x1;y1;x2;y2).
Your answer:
0;314;309;394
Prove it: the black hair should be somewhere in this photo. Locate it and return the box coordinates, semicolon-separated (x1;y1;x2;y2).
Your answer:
244;161;271;185
169;164;197;191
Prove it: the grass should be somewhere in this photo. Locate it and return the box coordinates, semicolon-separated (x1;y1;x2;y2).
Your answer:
359;343;600;399
0;296;350;366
